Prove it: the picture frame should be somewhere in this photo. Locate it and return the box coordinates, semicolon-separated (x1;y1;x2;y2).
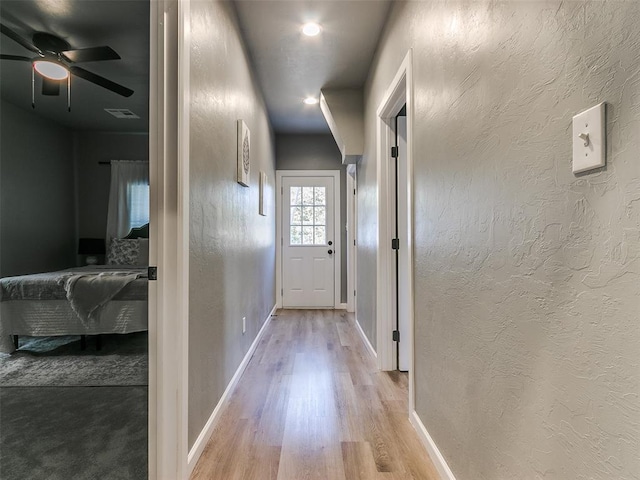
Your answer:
237;120;250;187
259;171;267;216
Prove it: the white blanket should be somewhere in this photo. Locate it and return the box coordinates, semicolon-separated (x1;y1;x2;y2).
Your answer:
64;271;143;325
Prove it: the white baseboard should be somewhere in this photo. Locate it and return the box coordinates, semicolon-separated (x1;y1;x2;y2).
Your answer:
354;317;377;359
410;410;457;480
186;304;277;475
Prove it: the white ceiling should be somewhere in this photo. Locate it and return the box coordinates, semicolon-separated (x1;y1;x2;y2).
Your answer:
0;0;391;134
0;0;149;133
234;0;392;133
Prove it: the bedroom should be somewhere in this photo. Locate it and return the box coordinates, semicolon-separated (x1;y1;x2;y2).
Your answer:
0;1;150;478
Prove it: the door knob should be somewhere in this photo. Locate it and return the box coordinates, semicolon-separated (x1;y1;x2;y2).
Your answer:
328;241;333;245
328;249;333;255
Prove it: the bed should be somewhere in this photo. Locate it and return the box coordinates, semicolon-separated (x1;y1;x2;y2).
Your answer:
0;230;149;354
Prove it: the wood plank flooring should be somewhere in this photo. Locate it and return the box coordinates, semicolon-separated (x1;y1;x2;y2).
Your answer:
190;309;440;480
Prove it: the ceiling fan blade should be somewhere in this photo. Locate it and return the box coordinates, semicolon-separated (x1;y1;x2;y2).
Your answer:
69;66;134;97
0;54;32;62
0;23;40;54
41;77;61;96
62;46;121;63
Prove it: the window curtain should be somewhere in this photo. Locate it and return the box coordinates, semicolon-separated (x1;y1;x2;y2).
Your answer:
106;160;149;243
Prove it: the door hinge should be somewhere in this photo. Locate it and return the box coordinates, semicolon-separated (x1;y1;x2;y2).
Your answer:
353;239;356;246
391;238;399;250
148;266;158;281
391;146;399;158
353;188;356;195
354;289;356;297
393;330;400;342
281;186;283;195
281;288;283;296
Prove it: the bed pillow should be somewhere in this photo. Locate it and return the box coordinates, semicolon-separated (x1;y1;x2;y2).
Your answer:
107;238;140;265
136;239;149;266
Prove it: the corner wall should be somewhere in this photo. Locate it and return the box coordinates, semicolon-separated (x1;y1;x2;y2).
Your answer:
188;0;276;449
0;99;76;277
360;2;640;478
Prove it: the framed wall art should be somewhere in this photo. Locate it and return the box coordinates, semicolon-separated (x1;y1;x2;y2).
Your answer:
237;120;250;187
259;171;267;216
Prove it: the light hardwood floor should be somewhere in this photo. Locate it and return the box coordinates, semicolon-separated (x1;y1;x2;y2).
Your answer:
191;309;440;480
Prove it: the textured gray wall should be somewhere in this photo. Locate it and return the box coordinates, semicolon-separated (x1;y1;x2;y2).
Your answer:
0;99;76;277
275;134;347;304
75;132;149;239
360;1;640;479
188;0;276;449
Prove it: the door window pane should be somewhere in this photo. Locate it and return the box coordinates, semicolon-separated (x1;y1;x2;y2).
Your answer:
289;185;328;246
302;187;314;205
314;226;326;245
290;226;302;245
314;187;325;205
302;207;314;225
314;206;325;226
291;207;302;225
290;187;302;206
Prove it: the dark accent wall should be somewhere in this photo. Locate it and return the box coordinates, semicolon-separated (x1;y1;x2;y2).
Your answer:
0;99;76;277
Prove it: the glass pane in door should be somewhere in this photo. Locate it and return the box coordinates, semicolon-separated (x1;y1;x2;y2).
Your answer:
289;186;327;245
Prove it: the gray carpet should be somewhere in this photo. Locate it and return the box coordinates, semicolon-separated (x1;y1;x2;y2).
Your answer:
0;333;148;387
0;333;148;479
0;385;148;480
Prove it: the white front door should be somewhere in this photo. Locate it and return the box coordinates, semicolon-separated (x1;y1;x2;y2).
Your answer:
282;175;335;308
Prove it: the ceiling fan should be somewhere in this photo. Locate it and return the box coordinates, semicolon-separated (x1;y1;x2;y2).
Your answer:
0;23;134;111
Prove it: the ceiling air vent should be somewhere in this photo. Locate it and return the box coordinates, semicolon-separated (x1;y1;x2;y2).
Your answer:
104;108;140;119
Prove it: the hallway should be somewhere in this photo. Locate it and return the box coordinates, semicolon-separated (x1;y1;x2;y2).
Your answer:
191;310;439;480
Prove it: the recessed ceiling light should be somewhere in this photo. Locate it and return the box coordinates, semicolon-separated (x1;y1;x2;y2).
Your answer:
303;97;319;105
301;23;321;37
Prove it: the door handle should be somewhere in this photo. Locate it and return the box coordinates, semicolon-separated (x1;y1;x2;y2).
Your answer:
328;249;333;255
328;241;333;245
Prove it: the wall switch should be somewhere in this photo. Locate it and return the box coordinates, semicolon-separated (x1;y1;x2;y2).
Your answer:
242;317;246;334
572;103;606;174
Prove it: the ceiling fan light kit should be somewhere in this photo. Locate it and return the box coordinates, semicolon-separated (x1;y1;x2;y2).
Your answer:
33;59;68;80
1;22;134;113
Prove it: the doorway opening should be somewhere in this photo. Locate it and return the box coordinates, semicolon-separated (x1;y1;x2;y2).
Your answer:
376;50;415;410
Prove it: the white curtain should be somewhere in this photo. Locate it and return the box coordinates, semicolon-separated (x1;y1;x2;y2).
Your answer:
106;160;149;242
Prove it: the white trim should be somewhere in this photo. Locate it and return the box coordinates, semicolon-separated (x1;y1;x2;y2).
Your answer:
177;0;191;477
186;305;277;475
337;303;348;310
355;317;377;360
276;170;342;309
375;50;416;413
147;3;159;476
346;168;357;313
410;411;457;480
149;0;189;478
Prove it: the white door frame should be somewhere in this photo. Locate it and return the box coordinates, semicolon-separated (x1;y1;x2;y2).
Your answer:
376;50;415;411
149;1;190;478
276;170;341;309
346;165;357;313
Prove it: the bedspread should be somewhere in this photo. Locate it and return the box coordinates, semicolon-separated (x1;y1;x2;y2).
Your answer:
0;266;147;302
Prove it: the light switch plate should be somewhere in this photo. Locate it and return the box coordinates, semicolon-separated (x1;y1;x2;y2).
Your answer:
572;103;606;174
